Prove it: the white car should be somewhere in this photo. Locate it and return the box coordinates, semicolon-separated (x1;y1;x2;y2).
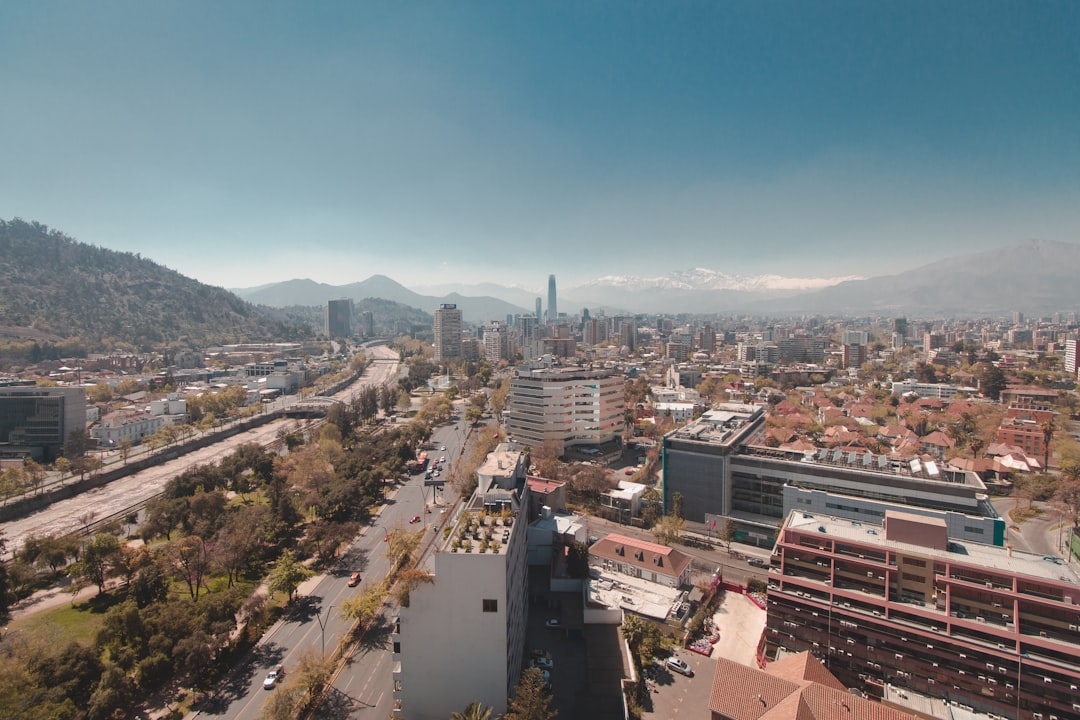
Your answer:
666;657;693;677
263;669;280;689
545;618;561;628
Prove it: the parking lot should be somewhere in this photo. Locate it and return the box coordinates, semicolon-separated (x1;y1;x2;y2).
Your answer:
640;588;766;719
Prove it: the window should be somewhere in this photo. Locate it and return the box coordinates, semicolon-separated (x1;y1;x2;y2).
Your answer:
483;599;498;612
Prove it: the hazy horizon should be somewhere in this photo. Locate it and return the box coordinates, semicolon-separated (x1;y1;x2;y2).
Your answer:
2;2;1077;290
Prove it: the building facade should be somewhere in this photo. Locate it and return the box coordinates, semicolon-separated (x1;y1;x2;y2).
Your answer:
765;510;1080;720
0;386;87;462
433;303;463;361
504;367;624;453
325;298;353;338
393;447;529;720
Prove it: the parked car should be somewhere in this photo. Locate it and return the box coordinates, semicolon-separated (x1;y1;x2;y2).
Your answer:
410;514;421;524
348;572;361;587
440;446;446;451
545;618;561;628
748;557;768;568
666;657;693;677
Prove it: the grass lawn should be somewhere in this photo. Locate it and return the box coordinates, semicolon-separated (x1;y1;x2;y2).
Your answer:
9;590;123;645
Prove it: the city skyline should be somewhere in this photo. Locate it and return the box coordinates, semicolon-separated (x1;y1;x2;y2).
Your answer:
1;2;1078;292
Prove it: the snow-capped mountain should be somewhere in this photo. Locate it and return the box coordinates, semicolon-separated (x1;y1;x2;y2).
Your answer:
577;268;863;293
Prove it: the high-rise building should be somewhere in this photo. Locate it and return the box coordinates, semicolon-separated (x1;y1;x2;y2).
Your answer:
546;274;558;324
433;303;463;361
535;297;542;324
325;298;353;338
1064;338;1080;375
359;310;374;338
482;322;511;363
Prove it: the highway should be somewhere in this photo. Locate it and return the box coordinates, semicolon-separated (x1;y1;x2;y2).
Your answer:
2;344;401;558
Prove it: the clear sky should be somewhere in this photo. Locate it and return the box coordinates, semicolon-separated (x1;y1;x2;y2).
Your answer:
1;1;1078;293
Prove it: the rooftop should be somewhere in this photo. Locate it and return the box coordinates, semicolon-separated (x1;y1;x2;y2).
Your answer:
785;511;1080;586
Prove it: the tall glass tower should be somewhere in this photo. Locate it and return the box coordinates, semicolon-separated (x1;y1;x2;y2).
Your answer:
547;274;557;324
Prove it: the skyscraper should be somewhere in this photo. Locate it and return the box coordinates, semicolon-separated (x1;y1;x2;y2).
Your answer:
546;274;557;324
534;297;542;324
433;303;462;361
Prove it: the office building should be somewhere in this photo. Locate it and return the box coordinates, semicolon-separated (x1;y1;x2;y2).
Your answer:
662;410;1001;549
393;445;529;720
765;510;1080;720
0;386;87;463
505;366;624;453
359;310;374;338
325;298;353;338
482;322;512;364
546;274;558;324
433;303;463;361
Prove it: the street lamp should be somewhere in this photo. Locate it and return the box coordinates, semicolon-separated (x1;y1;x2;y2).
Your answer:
317;604;335;658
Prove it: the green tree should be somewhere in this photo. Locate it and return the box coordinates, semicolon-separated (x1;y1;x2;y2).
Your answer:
566;541;590;579
77;532;122;594
267;550;314;601
505;667;557;720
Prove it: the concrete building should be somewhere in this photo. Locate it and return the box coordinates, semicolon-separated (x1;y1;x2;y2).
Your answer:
663;411;1001;549
359;310;374;338
891;379;977;399
325;298;353;338
433;303;463;361
393;445;529;720
482;321;512;364
0;385;87;462
504;366;624;453
765;510;1080;720
91;408;165;447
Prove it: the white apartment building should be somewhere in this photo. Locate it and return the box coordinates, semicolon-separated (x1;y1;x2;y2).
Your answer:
891;378;978;399
504;367;625;453
393;445;530;720
91;409;165;446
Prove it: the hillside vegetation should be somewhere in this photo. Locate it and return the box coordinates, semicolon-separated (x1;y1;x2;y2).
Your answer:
0;219;307;363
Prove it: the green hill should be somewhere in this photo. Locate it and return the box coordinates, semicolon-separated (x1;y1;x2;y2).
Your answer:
0;218;308;363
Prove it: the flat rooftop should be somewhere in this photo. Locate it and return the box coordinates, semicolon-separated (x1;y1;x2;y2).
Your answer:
786;511;1080;585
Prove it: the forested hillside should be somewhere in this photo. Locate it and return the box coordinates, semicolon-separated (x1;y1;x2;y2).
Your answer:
0;219;307;362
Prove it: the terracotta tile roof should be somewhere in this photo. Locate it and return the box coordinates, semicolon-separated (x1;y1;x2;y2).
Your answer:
709;653;920;720
589;533;691;580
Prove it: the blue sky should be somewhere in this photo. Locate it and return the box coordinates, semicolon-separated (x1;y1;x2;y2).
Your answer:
1;1;1078;292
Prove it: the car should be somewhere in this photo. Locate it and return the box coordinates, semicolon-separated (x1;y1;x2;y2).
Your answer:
440;456;446;463
440;446;446;451
410;514;421;524
530;657;554;671
666;657;693;677
748;558;768;568
263;669;281;689
348;572;361;587
545;618;561;628
624;468;635;475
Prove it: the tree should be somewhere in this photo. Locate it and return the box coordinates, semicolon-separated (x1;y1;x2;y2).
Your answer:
0;531;12;622
977;362;1007;401
452;701;495;720
1041;416;1056;474
505;666;557;720
172;535;210;601
340;581;387;626
76;532;121;594
267;550;314;601
718;518;735;551
391;568;433;608
566;541;590;579
622;614;664;669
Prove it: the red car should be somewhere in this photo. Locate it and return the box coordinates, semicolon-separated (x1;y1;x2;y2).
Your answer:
348;572;361;587
409;514;421;524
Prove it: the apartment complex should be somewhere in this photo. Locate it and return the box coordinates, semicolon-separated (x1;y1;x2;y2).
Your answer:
765;510;1080;720
662;409;1002;549
433;303;463;361
393;445;529;720
0;385;87;462
504;366;624;453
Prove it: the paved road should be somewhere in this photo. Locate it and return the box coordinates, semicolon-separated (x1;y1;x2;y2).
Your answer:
199;414;475;720
3;345;400;557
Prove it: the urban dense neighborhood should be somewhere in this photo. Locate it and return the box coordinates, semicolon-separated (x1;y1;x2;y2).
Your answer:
3;266;1080;720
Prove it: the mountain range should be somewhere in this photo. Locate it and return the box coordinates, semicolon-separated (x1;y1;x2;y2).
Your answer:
236;239;1080;318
